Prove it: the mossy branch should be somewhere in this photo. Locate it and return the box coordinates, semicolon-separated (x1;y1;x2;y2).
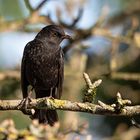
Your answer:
0;96;140;117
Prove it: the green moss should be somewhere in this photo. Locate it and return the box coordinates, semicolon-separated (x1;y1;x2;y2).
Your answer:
53;99;66;108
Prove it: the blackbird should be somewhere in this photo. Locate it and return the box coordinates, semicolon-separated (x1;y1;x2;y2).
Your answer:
21;25;71;126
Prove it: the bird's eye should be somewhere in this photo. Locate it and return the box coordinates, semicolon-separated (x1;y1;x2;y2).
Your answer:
53;32;59;36
53;32;61;37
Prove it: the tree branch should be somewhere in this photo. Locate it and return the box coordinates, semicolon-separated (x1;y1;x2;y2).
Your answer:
0;70;20;81
0;72;140;117
111;72;140;81
0;96;139;117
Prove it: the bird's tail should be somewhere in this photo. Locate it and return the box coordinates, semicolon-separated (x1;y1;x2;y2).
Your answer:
31;89;58;126
32;109;58;126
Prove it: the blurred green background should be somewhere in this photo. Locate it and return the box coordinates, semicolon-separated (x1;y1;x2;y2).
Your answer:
0;0;140;139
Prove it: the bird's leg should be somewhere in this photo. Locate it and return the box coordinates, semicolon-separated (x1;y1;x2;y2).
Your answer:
49;87;54;99
50;87;53;97
55;87;58;98
24;89;32;109
18;88;33;115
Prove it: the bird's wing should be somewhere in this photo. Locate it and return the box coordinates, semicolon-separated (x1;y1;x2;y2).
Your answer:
21;45;29;98
57;48;64;99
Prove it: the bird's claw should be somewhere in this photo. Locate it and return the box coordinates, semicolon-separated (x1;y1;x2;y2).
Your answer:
18;97;33;115
48;96;54;100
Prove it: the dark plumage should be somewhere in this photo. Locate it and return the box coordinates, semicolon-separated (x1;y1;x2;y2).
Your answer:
21;25;71;126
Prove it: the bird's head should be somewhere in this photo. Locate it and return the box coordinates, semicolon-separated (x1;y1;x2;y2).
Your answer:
36;25;72;45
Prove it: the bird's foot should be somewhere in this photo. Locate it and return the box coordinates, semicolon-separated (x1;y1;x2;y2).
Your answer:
48;96;54;100
18;97;33;115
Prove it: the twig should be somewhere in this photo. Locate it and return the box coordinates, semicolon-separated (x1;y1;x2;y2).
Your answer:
35;0;48;11
24;0;34;12
0;71;20;81
131;118;140;128
111;72;140;81
113;92;132;113
83;73;102;103
58;8;83;29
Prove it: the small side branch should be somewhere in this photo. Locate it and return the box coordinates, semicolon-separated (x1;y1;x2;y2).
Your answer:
83;73;102;103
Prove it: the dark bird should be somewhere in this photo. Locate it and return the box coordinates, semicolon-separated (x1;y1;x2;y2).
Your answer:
21;25;71;126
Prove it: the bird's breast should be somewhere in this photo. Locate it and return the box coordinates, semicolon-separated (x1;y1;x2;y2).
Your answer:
25;45;62;89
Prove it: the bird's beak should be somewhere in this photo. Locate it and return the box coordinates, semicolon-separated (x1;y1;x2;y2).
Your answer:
62;34;72;40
